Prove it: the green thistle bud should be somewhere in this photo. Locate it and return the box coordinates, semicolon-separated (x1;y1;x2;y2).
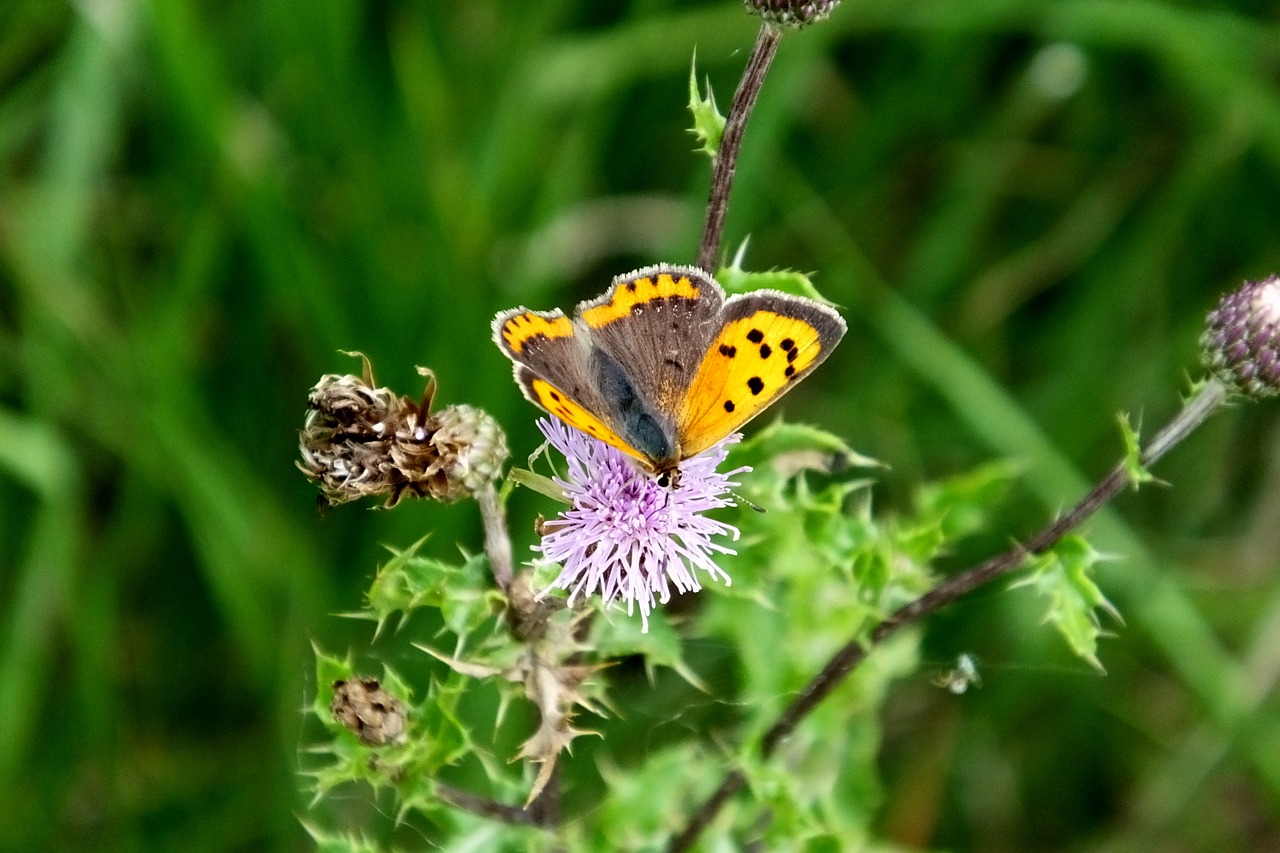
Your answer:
744;0;840;27
420;404;509;502
297;354;508;507
331;677;407;747
1200;275;1280;399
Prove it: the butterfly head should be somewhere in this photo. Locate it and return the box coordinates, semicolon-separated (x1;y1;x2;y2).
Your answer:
654;465;681;490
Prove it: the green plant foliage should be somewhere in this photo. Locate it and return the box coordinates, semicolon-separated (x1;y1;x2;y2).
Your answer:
717;260;830;302
359;539;503;648
688;53;726;159
1013;535;1122;671
4;0;1279;849
1117;412;1155;488
913;460;1022;542
304;419;1039;846
307;649;471;820
302;823;396;853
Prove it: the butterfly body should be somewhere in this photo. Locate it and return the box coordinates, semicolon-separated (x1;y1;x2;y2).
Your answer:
493;265;846;479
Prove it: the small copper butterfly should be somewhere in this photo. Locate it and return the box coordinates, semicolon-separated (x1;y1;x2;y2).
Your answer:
493;264;846;482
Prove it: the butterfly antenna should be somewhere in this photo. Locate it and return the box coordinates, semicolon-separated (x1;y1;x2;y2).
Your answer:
731;490;765;513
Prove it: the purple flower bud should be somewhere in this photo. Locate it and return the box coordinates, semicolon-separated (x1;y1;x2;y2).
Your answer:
1200;275;1280;399
744;0;840;27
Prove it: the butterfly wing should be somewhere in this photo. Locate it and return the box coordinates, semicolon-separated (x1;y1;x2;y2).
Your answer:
492;306;652;462
578;265;724;431
675;290;847;459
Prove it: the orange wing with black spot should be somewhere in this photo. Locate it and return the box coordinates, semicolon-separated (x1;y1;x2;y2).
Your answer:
675;290;846;459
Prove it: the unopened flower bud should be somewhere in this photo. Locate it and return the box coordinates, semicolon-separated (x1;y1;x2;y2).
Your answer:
418;404;509;503
1201;275;1280;399
745;0;840;27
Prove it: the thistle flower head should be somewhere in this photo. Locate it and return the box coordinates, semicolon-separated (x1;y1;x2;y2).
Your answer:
745;0;840;27
298;354;508;507
1201;275;1280;399
533;419;745;632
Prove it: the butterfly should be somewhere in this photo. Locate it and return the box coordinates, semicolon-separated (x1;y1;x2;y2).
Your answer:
492;264;846;484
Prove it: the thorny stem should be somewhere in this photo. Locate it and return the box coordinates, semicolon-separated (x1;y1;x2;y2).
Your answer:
666;378;1231;852
697;23;782;273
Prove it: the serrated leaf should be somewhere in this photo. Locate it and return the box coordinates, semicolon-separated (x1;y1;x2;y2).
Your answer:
312;646;357;710
688;51;724;158
1117;412;1154;488
730;419;880;477
914;459;1022;541
364;545;498;647
301;822;394;853
716;262;830;302
1012;535;1121;670
591;609;706;691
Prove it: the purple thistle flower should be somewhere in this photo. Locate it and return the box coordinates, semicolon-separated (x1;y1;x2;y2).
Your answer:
533;419;746;632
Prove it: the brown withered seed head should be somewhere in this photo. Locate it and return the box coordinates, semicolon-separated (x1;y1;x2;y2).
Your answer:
331;677;407;747
298;357;508;507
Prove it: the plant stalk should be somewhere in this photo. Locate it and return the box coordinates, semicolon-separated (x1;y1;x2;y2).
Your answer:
697;23;782;273
667;378;1231;852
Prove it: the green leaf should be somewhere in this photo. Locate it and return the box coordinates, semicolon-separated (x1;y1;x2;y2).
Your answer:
586;743;721;850
914;459;1022;542
301;822;396;853
716;261;831;302
1012;536;1122;671
687;51;724;158
730;419;881;486
591;608;706;690
360;541;501;646
1117;412;1154;489
310;645;357;725
507;466;569;503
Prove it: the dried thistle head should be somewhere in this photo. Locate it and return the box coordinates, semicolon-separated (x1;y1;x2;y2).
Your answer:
297;352;508;507
1201;275;1280;399
330;676;407;747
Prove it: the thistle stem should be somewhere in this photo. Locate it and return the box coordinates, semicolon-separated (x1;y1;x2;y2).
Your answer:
436;782;541;826
697;23;782;273
477;482;514;593
667;378;1231;852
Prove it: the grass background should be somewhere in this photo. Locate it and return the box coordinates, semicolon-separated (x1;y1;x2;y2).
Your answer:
2;0;1280;849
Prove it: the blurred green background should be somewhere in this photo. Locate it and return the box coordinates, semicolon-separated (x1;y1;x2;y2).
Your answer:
3;0;1280;849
